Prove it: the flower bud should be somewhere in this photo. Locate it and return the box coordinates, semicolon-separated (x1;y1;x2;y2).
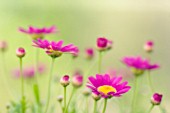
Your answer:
151;93;163;105
60;75;70;87
85;48;94;59
16;47;26;58
72;75;83;88
0;41;8;52
92;93;101;101
144;41;154;53
57;95;63;103
6;103;10;110
83;88;91;96
96;37;112;51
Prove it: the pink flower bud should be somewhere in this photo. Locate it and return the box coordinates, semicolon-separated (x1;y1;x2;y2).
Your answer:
96;37;112;51
16;47;26;58
60;75;70;87
92;93;101;101
144;41;154;53
0;41;8;52
151;93;163;105
85;48;94;59
72;75;83;88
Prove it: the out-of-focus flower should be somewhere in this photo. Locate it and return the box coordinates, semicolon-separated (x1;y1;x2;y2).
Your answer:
87;74;131;98
122;56;159;75
144;41;154;53
0;41;8;52
96;37;112;51
83;88;91;96
57;95;63;103
85;48;94;59
151;93;163;105
60;75;70;87
19;26;57;40
72;74;83;88
33;39;78;58
107;68;133;80
12;64;46;79
16;47;26;58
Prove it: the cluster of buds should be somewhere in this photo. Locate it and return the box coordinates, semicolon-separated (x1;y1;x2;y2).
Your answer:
16;47;26;58
144;41;154;53
60;74;83;88
96;37;112;52
151;93;163;105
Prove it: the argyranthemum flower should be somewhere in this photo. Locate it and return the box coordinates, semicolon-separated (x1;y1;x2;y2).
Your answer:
85;48;94;59
122;56;159;75
87;74;131;98
33;38;78;58
19;25;57;40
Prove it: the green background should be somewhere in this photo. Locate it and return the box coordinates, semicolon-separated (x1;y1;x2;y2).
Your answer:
0;0;169;113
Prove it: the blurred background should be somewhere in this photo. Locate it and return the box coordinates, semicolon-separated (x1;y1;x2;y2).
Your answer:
0;0;169;113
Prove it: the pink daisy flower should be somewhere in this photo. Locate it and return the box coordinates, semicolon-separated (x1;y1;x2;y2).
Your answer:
122;56;159;70
19;26;57;40
33;38;79;58
87;74;131;98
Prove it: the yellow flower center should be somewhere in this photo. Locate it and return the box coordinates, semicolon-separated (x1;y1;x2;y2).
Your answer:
97;85;117;95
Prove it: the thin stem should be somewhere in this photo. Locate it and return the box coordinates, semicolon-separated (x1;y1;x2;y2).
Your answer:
20;58;24;97
93;100;97;113
64;88;76;113
33;48;41;105
64;87;67;111
20;58;26;113
98;51;102;73
85;97;89;113
44;58;55;113
59;102;64;113
102;98;107;113
131;76;138;113
148;70;154;93
148;104;154;113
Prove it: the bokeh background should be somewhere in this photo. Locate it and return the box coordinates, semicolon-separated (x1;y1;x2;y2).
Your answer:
0;0;169;113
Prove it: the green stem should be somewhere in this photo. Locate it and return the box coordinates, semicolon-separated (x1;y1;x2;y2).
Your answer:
64;88;76;113
64;87;67;111
132;76;138;113
93;100;97;113
44;58;55;113
148;70;154;93
20;58;26;113
148;105;154;113
102;99;107;113
33;48;41;106
98;51;102;73
20;58;24;98
59;102;64;113
85;97;89;113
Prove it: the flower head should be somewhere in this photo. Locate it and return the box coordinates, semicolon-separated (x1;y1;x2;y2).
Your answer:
72;74;83;88
60;75;70;87
144;41;154;53
96;37;112;51
151;93;163;105
19;26;57;40
33;39;78;58
87;74;131;98
122;56;159;75
85;48;94;59
16;47;26;58
0;41;8;52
